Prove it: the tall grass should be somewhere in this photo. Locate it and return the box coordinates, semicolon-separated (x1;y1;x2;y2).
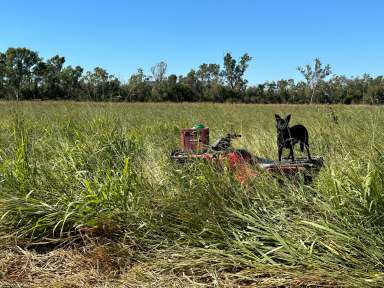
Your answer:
0;102;384;286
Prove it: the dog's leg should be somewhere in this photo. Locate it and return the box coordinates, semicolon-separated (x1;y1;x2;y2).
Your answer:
300;142;304;152
290;146;295;162
288;148;293;159
306;145;312;160
278;147;283;162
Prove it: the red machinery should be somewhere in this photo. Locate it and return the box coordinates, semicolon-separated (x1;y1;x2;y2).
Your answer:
171;126;323;183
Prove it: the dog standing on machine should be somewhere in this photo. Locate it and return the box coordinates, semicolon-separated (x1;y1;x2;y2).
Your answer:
275;114;311;162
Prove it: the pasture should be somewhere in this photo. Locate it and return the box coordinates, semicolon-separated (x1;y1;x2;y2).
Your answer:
0;102;384;287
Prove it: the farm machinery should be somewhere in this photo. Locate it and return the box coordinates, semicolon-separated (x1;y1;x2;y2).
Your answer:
170;124;324;183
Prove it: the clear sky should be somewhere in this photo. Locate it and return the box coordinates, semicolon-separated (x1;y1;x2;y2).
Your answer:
1;0;383;84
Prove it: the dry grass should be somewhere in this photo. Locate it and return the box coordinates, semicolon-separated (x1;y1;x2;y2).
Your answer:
0;241;131;288
122;262;347;287
0;242;348;288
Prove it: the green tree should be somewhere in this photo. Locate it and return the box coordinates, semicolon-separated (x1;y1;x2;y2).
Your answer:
82;67;119;101
221;52;252;93
37;55;66;99
196;63;221;86
94;67;109;100
179;69;202;101
126;68;151;101
59;66;83;99
3;48;41;100
0;52;6;97
297;58;332;103
196;63;221;101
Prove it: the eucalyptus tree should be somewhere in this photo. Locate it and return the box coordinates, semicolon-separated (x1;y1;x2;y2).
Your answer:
222;52;252;97
196;63;221;85
297;58;332;103
3;48;40;100
39;55;66;99
151;61;167;82
0;52;6;97
196;63;221;101
126;68;151;101
59;65;83;99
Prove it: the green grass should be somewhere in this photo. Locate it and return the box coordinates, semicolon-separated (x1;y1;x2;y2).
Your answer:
1;101;384;287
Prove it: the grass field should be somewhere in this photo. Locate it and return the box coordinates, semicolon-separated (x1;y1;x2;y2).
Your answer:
0;102;384;287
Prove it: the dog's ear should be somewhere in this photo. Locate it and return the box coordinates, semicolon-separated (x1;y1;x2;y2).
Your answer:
275;114;281;120
286;114;291;123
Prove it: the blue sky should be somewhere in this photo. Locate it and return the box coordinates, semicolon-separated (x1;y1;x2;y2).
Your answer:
0;0;383;84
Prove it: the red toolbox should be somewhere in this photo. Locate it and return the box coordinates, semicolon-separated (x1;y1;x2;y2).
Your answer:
180;128;209;152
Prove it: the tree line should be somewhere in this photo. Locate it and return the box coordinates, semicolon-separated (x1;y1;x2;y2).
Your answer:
1;47;383;104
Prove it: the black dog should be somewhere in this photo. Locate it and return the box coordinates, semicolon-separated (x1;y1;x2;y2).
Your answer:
275;114;311;162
